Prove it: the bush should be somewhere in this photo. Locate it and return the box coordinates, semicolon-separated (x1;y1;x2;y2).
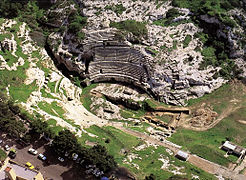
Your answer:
166;8;180;19
110;20;147;38
183;35;192;48
105;4;126;15
68;11;87;40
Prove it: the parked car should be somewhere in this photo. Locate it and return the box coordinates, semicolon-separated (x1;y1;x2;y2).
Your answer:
58;157;64;162
8;149;16;159
72;153;78;161
38;153;46;161
26;162;34;169
64;151;69;157
4;145;10;151
28;148;38;155
0;139;3;144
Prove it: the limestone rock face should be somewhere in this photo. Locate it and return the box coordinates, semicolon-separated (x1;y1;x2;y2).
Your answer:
47;0;245;106
0;38;17;52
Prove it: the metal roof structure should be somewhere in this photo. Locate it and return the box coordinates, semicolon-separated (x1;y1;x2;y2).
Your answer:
222;141;236;151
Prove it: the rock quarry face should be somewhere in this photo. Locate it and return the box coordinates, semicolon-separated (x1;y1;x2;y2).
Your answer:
47;0;246;106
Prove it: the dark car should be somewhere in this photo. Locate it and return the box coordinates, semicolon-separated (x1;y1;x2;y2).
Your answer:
8;151;16;159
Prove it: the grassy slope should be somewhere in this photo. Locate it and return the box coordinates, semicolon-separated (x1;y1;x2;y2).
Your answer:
0;18;76;134
80;83;98;112
169;81;246;166
79;125;215;179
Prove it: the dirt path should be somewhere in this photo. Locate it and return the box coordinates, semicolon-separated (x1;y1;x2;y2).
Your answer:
111;122;181;153
181;105;240;131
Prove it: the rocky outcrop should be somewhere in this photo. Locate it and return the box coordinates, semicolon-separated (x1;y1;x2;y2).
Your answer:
0;38;17;53
47;0;246;106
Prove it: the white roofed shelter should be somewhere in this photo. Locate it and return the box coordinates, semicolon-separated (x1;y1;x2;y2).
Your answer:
176;150;189;161
221;141;246;157
222;141;236;151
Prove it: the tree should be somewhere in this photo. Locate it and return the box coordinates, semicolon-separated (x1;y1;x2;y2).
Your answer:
86;145;117;172
68;11;87;38
44;128;56;139
29;118;51;140
0;95;26;138
52;130;79;155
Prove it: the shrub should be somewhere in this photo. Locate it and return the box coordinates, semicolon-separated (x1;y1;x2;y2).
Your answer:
166;8;180;19
68;11;87;40
105;4;126;15
110;20;147;38
183;35;192;48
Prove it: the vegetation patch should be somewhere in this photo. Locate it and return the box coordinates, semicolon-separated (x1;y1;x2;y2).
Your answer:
80;83;98;112
9;81;37;102
156;115;172;123
171;0;243;79
0;149;7;161
105;4;126;15
131;146;216;179
110;20;148;38
126;122;151;134
171;82;246;167
68;11;87;41
182;35;192;48
47;81;57;93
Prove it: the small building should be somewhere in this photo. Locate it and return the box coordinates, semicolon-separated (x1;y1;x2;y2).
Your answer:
221;141;246;157
234;146;246;157
221;141;236;152
175;150;189;161
0;158;44;180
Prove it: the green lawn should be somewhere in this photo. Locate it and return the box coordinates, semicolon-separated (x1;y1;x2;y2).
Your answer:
0;60;36;103
187;83;232;111
169;110;246;166
126;122;152;134
9;81;37;102
47;81;57;93
79;125;215;179
131;146;216;180
80;83;98;112
156;115;172;123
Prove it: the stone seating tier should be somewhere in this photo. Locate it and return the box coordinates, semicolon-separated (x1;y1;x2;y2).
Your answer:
90;73;141;85
88;62;148;82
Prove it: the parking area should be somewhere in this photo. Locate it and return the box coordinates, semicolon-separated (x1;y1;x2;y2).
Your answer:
0;133;96;180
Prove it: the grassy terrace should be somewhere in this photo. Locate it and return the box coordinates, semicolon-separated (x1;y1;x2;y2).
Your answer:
80;83;98;112
169;81;246;167
79;125;215;179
